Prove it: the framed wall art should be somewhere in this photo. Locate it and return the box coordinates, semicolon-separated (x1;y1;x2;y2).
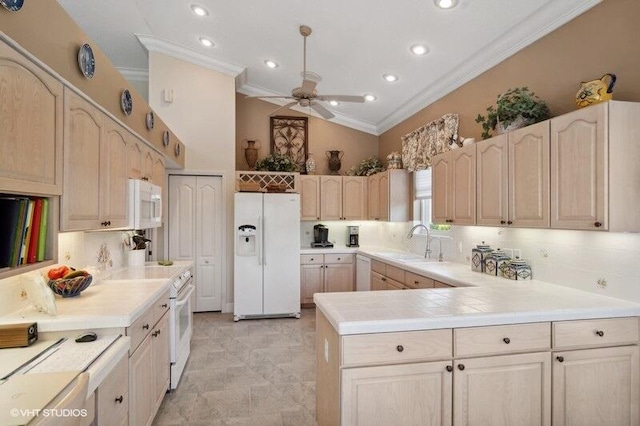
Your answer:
270;116;308;170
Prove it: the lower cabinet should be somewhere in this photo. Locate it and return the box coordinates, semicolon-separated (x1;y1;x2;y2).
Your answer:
96;353;129;426
300;254;354;304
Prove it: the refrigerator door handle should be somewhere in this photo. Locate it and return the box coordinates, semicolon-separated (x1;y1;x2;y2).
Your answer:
257;215;262;266
262;213;266;266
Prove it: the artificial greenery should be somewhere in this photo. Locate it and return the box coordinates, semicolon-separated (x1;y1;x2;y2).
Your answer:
255;153;299;172
346;156;385;176
475;87;551;139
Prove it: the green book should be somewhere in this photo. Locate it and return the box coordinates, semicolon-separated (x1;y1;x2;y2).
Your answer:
10;198;28;267
36;198;49;262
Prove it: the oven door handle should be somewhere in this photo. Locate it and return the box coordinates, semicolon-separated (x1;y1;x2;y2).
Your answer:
175;284;195;307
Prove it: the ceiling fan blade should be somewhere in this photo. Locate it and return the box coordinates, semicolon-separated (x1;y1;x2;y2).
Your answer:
269;101;299;116
317;95;366;103
301;79;317;94
310;102;335;120
246;95;295;99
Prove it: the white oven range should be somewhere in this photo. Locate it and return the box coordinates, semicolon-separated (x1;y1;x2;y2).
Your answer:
169;268;194;390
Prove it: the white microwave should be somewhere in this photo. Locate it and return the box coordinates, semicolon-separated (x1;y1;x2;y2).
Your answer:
129;179;162;229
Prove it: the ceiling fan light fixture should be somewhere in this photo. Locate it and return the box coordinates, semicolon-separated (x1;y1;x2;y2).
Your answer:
364;94;377;102
383;74;398;83
190;5;209;17
199;37;214;47
329;100;339;106
410;44;429;55
264;60;279;69
434;0;458;9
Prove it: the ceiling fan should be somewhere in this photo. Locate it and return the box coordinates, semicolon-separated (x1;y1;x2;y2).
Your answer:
248;25;365;120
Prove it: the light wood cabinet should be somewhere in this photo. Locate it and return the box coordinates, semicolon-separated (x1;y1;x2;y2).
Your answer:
300;175;321;221
152;154;165;188
368;173;381;220
102;121;130;229
128;138;144;181
0;39;63;196
320;175;342;220
300;253;354;304
96;353;129;426
370;271;387;291
432;145;476;225
325;263;354;293
300;263;324;304
367;170;410;221
152;313;170;412
300;175;367;221
342;176;367;220
129;331;153;426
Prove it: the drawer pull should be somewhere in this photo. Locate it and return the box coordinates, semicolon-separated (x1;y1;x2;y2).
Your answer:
143;324;149;330
115;395;124;404
414;281;419;284
161;303;168;308
556;356;564;363
396;345;404;353
446;365;453;372
457;364;465;371
337;257;341;260
595;330;605;337
503;337;511;344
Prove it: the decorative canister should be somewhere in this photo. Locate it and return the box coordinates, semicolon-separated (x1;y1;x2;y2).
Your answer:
326;150;344;175
244;140;258;169
504;257;532;281
386;151;402;169
305;153;317;174
471;242;493;273
484;249;511;277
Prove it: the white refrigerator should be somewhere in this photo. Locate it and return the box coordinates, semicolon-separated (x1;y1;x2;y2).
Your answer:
234;192;300;321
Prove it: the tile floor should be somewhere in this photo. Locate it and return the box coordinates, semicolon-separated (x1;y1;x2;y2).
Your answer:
153;308;318;426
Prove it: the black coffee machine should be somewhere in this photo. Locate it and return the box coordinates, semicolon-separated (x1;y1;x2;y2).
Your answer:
347;226;359;247
311;224;333;248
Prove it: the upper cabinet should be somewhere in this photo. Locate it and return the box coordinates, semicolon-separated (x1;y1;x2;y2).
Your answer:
300;175;320;221
300;175;367;221
320;176;343;221
0;39;63;196
432;145;476;225
342;176;367;220
368;170;410;222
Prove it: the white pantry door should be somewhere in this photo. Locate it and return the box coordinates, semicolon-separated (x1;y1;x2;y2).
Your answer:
169;175;223;311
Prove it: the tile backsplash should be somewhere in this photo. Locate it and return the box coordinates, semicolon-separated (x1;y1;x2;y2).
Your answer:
300;221;407;250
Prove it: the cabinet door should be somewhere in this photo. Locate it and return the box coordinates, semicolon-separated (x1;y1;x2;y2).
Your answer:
451;145;476;225
101;121;129;228
152;314;170;411
552;345;639;426
342;361;452;426
96;354;128;426
301;263;324;304
370;271;387;291
62;89;103;231
129;335;153;426
509;121;550;228
368;173;381;220
300;175;320;221
342;176;367;220
378;171;390;221
324;263;354;293
152;154;165;188
431;153;452;224
142;149;154;182
476;135;508;226
453;352;551;426
551;103;607;230
128;139;144;180
0;40;63;195
320;175;343;220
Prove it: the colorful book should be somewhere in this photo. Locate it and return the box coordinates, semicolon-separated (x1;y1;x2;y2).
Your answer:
11;198;28;267
27;198;43;264
20;199;35;265
37;198;49;262
0;198;22;268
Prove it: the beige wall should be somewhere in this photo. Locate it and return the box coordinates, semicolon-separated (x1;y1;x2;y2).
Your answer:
149;52;236;311
379;0;640;159
236;95;379;175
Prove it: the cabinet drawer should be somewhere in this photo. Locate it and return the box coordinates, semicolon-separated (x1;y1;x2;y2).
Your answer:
405;271;435;289
455;322;551;357
385;264;405;283
96;354;128;426
434;281;453;288
553;317;639;349
153;290;170;325
127;307;154;354
324;253;353;264
385;278;406;290
342;329;452;367
371;259;386;274
301;254;324;265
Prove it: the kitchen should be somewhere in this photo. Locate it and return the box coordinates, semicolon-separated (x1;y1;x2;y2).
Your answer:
1;0;640;425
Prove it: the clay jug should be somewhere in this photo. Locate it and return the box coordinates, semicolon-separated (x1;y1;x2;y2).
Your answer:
244;140;258;169
576;73;617;108
326;150;344;175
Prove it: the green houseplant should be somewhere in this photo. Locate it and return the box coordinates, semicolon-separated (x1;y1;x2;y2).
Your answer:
255;153;299;172
475;87;551;139
346;156;385;176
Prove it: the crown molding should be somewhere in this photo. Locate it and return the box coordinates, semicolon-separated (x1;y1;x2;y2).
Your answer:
135;34;245;77
117;67;149;82
238;83;379;135
376;0;602;134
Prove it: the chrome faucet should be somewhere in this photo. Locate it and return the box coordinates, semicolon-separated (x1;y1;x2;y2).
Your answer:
430;237;444;262
407;224;432;259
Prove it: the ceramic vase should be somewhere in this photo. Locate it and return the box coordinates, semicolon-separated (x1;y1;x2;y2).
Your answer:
326;150;344;175
244;140;258;169
127;250;146;267
305;153;317;174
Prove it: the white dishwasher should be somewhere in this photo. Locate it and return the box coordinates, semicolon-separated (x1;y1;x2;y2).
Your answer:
356;255;371;291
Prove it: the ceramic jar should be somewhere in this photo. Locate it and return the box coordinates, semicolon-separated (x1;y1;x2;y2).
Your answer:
504;258;532;281
305;153;316;174
386;151;402;169
326;150;344;175
471;242;493;273
484;249;511;277
244;140;258;169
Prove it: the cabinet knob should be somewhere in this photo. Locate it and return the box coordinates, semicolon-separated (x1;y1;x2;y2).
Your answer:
161;303;168;308
446;365;453;372
595;330;605;337
500;220;506;225
507;221;513;225
594;221;603;228
310;258;314;261
457;364;465;371
143;324;149;330
381;277;387;282
503;337;511;344
337;257;341;260
317;217;320;220
396;345;404;353
115;395;124;404
414;281;419;285
556;356;564;363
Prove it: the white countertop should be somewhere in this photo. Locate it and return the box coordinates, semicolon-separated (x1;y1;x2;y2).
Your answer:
300;245;358;255
315;250;640;335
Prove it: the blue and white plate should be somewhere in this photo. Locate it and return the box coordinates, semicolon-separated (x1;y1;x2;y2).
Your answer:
77;43;95;79
174;143;181;158
121;89;133;116
146;111;155;130
0;0;24;11
163;130;170;147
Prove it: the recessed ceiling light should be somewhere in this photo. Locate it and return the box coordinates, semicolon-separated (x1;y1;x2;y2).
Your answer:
264;60;279;69
364;94;377;102
199;37;213;47
329;100;339;107
383;74;398;83
191;5;209;16
434;0;458;9
410;44;429;55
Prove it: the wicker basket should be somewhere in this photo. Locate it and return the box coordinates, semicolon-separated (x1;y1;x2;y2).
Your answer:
266;183;287;193
238;181;262;192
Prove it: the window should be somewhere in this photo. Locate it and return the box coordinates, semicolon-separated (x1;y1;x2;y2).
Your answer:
414;169;432;227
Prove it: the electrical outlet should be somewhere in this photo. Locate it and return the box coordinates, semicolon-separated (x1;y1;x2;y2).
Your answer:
324;338;329;363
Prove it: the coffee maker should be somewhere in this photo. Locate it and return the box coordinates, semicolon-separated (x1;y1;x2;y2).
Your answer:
347;226;359;247
311;224;333;248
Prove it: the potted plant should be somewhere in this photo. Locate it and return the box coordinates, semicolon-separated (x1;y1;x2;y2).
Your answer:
346;156;385;176
475;87;551;139
255;153;299;172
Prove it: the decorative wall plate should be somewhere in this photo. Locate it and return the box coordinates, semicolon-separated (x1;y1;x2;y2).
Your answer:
120;89;133;116
163;130;170;147
77;43;95;79
146;111;155;130
0;0;24;11
174;143;181;157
